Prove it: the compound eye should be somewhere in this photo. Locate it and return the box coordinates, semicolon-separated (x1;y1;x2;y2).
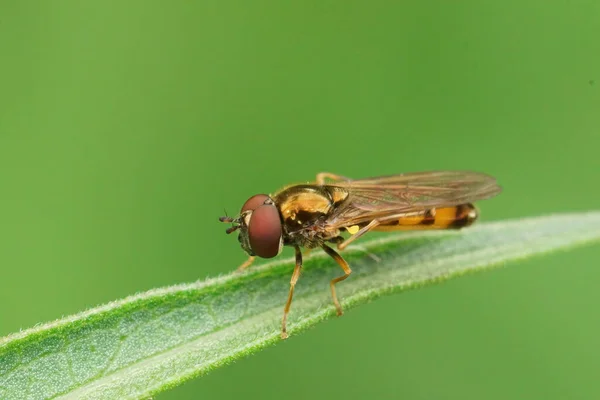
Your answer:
248;204;282;258
241;194;270;213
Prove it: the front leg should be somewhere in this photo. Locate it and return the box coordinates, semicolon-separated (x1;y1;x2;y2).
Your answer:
235;256;256;273
281;246;303;339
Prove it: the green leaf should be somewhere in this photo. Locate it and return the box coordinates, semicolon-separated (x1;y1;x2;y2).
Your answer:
1;212;600;399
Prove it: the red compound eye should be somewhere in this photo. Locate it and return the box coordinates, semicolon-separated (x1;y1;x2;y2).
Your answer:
248;204;282;258
241;194;270;213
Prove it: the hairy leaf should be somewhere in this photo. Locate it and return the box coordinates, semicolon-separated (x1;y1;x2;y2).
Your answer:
1;212;599;399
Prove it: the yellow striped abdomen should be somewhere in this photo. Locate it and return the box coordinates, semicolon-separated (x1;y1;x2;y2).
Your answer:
374;203;478;231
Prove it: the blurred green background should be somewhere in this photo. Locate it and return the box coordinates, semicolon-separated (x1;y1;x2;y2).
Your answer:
1;1;599;399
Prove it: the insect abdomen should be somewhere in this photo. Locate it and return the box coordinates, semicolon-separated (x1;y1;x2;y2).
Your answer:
374;203;478;231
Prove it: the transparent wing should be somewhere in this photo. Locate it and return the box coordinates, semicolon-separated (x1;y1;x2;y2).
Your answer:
324;170;501;228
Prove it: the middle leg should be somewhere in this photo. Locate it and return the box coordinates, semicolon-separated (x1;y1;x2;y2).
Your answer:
322;244;352;316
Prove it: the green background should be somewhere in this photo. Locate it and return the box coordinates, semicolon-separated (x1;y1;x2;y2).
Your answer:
1;1;599;399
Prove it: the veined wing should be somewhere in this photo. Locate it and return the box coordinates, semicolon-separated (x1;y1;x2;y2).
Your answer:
324;170;501;229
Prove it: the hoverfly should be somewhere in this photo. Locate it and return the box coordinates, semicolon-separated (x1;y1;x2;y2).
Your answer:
219;171;501;339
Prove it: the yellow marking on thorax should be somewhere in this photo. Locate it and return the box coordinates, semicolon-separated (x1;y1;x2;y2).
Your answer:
330;188;349;204
279;191;332;220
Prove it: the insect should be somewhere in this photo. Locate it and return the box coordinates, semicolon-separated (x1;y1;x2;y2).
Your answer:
219;171;501;339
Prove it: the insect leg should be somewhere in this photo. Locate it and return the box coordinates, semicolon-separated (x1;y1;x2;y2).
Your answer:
337;219;381;250
281;246;303;339
235;256;256;273
315;172;352;185
328;235;380;261
305;237;343;260
327;236;345;245
339;211;440;250
322;244;352;316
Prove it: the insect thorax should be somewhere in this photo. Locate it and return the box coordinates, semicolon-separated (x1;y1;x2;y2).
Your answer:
272;184;348;248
